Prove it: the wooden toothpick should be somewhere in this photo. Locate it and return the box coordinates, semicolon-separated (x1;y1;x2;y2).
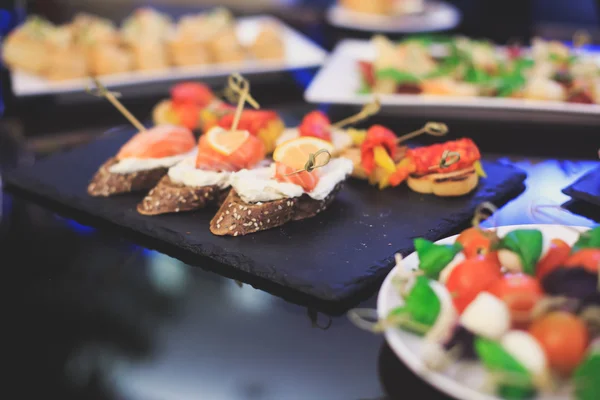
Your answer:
226;73;260;132
331;97;381;130
86;77;146;132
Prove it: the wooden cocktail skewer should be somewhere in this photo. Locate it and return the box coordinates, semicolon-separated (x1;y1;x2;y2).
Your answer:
285;149;332;176
86;77;147;133
225;72;260;132
331;97;381;130
396;122;448;144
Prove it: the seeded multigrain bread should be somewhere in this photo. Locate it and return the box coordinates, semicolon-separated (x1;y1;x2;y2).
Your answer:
137;175;228;215
210;184;343;236
88;157;168;197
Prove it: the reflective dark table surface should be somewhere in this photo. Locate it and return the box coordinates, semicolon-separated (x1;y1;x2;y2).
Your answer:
2;3;600;399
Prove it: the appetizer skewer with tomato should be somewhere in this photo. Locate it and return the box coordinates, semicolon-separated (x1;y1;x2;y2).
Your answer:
275;99;382;158
350;121;486;196
153;81;285;153
351;205;600;400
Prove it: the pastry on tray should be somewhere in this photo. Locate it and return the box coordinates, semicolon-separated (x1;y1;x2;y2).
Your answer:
137;126;266;215
121;7;173;71
88;124;196;197
210;136;353;236
248;23;285;61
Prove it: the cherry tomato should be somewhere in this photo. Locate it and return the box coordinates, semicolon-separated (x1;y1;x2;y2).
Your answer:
536;239;571;280
488;273;543;324
358;60;375;87
564;248;600;273
507;46;522;60
445;257;503;313
299;111;331;141
529;311;589;376
457;227;496;258
173;103;199;131
171;82;214;107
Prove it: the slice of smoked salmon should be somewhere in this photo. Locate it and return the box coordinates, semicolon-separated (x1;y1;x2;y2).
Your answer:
116;125;195;160
195;133;265;171
274;162;319;192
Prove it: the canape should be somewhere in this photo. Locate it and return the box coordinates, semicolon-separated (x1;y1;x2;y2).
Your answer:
137;126;266;215
210;137;353;236
121;8;172;71
88;125;196;197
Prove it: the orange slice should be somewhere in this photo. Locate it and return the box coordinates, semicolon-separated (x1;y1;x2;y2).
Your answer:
272;136;334;171
206;127;250;156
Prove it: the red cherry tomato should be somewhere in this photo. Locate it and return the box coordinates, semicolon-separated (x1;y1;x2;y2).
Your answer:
529;312;589;376
507;46;522;60
445;257;503;313
171;82;214;107
488;273;544;324
173;103;199;131
536;239;571;280
360;125;398;175
299;111;331;141
358;60;375;87
564;248;600;273
457;227;495;258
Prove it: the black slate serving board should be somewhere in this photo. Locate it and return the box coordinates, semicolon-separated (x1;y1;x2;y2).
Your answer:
562;164;600;208
4;128;527;310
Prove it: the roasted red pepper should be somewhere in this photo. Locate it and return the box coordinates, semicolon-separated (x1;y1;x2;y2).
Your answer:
299;110;331;141
360;125;397;175
388;138;482;187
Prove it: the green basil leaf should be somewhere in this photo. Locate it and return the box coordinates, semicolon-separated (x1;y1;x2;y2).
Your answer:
573;349;600;400
403;276;441;331
415;238;462;279
499;229;543;275
572;226;600;253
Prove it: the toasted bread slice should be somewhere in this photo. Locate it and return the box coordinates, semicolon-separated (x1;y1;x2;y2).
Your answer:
407;167;478;197
88;157;168;197
210;184;343;236
137;175;228;215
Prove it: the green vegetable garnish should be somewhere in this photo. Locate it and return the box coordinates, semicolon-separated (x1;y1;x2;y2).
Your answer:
414;238;462;279
572;226;600;253
387;276;440;335
573;348;600;400
498;229;543;275
375;69;421;84
475;337;534;399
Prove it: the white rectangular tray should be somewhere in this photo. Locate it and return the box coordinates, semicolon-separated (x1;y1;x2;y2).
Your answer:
11;16;328;97
305;39;600;125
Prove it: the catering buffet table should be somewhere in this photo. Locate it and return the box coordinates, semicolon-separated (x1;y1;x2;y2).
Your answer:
2;2;599;400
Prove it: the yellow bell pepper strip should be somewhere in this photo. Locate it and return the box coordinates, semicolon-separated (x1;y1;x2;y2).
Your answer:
474;160;487;178
360;125;398;176
347;128;367;146
373;145;397;173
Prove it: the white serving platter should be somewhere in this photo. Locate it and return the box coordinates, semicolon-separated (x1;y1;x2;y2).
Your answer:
326;1;461;33
377;224;590;400
305;40;600;125
9;16;328;97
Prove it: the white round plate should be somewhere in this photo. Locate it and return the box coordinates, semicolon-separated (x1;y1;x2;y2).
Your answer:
326;1;461;33
377;224;590;400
